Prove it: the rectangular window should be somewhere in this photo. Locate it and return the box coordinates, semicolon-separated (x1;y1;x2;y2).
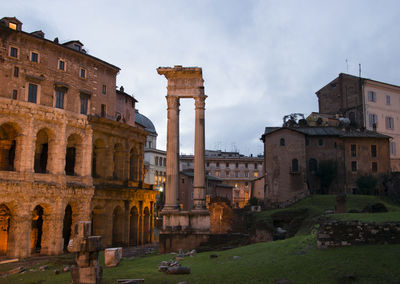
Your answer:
368;91;376;102
235;163;239;168
102;85;107;95
371;145;377;158
226;162;229;168
226;171;229;177
318;139;324;146
12;90;17;100
245;172;249;177
390;141;396;155
245;163;248;168
255;163;258;169
101;104;106;117
351;161;357;172
13;66;19;77
369;113;378;128
30;52;39;62
28;83;37;103
216;162;219;168
215;171;220;177
385;117;394;130
55;90;65;109
80;94;89;114
386;95;391;105
372;162;378;172
351;144;357;157
80;68;86;78
235;172;238;177
9;47;18;58
206;162;209;167
254;172;258;178
58;60;65;71
8;23;17;30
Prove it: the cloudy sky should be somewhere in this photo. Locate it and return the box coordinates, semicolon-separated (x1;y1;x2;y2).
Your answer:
3;1;400;155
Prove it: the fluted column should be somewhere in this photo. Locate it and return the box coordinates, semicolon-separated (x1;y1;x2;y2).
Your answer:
163;96;180;211
193;96;207;210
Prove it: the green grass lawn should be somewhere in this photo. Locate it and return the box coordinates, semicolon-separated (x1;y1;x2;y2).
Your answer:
2;195;400;284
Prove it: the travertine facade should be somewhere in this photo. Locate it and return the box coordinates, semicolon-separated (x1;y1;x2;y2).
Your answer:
0;17;157;258
317;73;400;170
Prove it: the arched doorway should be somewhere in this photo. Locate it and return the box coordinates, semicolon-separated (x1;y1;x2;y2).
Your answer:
0;123;18;171
34;130;49;173
143;207;150;244
0;204;11;255
66;134;82;176
129;206;138;246
62;205;72;252
112;206;124;246
31;205;44;254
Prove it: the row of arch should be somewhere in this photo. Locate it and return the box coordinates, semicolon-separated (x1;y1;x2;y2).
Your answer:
0;122;143;182
0;202;153;257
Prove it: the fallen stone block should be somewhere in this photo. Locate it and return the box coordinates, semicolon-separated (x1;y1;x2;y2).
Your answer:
105;247;123;267
8;266;25;276
166;266;191;274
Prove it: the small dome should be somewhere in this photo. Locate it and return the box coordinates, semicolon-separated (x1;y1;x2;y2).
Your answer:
135;110;157;135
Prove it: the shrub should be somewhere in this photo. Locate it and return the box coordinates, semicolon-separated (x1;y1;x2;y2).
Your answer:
356;175;377;195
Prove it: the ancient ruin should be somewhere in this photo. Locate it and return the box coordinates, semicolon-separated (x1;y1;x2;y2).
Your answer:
157;66;210;253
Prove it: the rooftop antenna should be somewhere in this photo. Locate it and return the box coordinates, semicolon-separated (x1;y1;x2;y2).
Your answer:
345;59;349;73
359;63;362;78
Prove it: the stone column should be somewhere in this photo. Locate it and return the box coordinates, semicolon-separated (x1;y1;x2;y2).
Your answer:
193;96;207;210
163;96;180;211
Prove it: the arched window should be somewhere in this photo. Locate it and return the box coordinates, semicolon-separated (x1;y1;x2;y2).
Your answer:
291;159;299;172
280;138;285;146
309;158;318;173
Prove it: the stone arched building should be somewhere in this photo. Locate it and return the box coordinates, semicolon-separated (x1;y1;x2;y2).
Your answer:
0;17;157;258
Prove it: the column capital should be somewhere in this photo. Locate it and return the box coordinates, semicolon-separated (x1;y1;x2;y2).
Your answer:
194;96;207;110
166;96;180;110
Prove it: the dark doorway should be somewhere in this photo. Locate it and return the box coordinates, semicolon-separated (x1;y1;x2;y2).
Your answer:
62;205;72;252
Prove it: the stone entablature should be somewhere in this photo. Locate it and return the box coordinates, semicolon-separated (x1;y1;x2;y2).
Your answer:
317;221;400;248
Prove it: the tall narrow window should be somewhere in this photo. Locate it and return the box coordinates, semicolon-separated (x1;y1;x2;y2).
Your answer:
80;94;89;114
13;66;19;77
28;83;37;103
58;60;65;71
80;68;86;79
101;104;106;117
386;95;391;105
368;91;376;102
9;47;18;58
291;159;299;172
371;145;377;158
280;138;285;146
30;52;39;63
390;142;396;155
372;162;378;172
351;144;357;157
369;113;378;128
385;117;394;130
102;85;107;95
56;90;65;109
351;161;357;172
12;90;17;100
245;163;248;168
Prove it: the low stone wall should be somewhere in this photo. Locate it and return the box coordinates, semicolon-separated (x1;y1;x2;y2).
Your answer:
317;221;400;248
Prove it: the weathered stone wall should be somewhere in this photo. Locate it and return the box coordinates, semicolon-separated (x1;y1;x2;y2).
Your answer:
317;221;400;248
264;129;308;207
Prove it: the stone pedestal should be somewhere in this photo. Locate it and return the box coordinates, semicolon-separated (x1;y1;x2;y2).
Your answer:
68;221;102;284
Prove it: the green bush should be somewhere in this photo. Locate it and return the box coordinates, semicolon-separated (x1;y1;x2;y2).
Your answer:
356;175;378;195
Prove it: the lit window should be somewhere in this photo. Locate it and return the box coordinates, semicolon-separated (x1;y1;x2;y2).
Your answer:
30;52;39;63
386;95;391;105
9;47;18;58
253;172;258;177
55;90;65;109
28;83;37;103
368;91;376;102
58;60;65;71
386;117;394;130
102;85;107;95
215;171;220;177
8;23;17;30
80;68;86;78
